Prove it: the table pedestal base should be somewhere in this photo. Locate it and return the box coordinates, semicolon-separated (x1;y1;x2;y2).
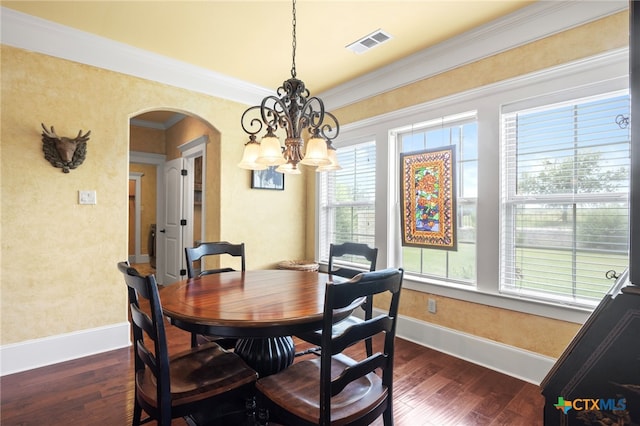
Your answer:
234;336;295;377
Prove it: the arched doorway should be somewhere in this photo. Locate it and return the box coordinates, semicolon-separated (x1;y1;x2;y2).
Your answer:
128;110;219;284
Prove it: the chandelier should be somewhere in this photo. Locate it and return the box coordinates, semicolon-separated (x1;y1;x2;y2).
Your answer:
238;0;341;174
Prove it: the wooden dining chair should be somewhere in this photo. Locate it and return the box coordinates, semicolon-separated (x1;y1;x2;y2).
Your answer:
185;241;245;278
117;262;257;426
184;241;245;348
296;242;378;357
256;268;404;426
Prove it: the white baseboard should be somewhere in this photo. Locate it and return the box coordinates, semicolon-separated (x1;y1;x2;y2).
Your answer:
392;312;556;385
0;322;131;376
0;315;556;384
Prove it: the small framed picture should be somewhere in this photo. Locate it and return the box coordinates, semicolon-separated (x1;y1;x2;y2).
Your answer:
251;166;284;190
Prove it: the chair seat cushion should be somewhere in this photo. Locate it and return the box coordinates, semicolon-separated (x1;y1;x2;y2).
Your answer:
137;342;257;407
256;353;387;425
296;315;364;347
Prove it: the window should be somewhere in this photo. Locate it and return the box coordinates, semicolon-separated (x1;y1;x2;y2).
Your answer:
318;141;376;265
501;92;630;307
317;50;628;320
395;112;478;284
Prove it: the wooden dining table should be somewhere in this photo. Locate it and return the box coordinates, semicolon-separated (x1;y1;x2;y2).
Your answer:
159;269;356;377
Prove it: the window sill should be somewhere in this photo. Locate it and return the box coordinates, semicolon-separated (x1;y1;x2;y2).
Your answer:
402;273;593;324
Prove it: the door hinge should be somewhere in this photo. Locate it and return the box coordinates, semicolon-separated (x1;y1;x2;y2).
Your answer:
180;269;187;276
180;219;187;226
181;169;188;176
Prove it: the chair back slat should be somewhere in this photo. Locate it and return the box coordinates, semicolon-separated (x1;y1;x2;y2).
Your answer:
331;315;393;355
185;241;246;278
331;353;388;397
328;242;378;278
135;338;158;376
327;272;400;309
130;303;156;341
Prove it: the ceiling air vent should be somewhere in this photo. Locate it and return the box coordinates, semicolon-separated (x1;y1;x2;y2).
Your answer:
346;29;393;54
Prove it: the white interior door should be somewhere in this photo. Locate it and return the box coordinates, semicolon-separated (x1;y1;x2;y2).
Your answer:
160;157;185;285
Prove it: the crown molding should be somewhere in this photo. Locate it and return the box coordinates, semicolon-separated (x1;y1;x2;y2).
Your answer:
339;48;629;134
130;113;186;130
0;7;272;106
319;0;628;109
1;2;628;109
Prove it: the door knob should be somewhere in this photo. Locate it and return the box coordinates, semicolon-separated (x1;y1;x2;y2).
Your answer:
159;229;166;233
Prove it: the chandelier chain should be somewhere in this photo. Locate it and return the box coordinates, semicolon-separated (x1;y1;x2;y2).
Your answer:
291;0;297;78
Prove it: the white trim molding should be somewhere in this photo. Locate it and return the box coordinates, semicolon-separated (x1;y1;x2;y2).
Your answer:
393;312;556;385
0;7;271;106
0;322;131;376
320;0;627;109
129;171;144;263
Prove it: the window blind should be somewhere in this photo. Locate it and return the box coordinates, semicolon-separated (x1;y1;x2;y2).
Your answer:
319;141;376;264
501;92;630;306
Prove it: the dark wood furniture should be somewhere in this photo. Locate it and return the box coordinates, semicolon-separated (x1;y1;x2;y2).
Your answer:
159;269;356;378
185;241;246;278
540;269;640;425
184;241;246;349
256;268;403;426
117;262;257;426
296;242;378;357
327;242;379;278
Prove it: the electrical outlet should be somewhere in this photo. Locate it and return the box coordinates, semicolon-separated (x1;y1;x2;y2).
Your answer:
428;298;437;314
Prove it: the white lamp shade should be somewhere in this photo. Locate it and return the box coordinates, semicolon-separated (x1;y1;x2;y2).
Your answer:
257;135;286;166
238;141;267;170
299;136;330;166
276;162;302;175
316;148;342;172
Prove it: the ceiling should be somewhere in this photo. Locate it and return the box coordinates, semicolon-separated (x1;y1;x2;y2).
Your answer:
2;0;535;95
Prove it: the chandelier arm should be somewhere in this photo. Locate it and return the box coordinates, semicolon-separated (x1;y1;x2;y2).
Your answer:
319;111;340;141
262;95;297;137
300;97;326;129
299;99;341;140
240;106;267;136
260;95;290;129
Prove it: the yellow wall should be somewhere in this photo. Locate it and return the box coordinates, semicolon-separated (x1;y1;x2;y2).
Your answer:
0;11;629;360
0;45;308;345
129;125;166;154
307;11;629;359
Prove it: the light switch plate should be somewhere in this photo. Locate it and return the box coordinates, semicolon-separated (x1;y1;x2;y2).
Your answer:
79;190;97;205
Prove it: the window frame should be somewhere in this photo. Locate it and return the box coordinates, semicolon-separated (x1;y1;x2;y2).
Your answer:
500;91;630;307
317;49;629;323
317;140;377;265
393;112;478;284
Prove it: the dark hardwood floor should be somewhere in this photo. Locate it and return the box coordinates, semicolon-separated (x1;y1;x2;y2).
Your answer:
1;264;544;424
1;322;544;425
